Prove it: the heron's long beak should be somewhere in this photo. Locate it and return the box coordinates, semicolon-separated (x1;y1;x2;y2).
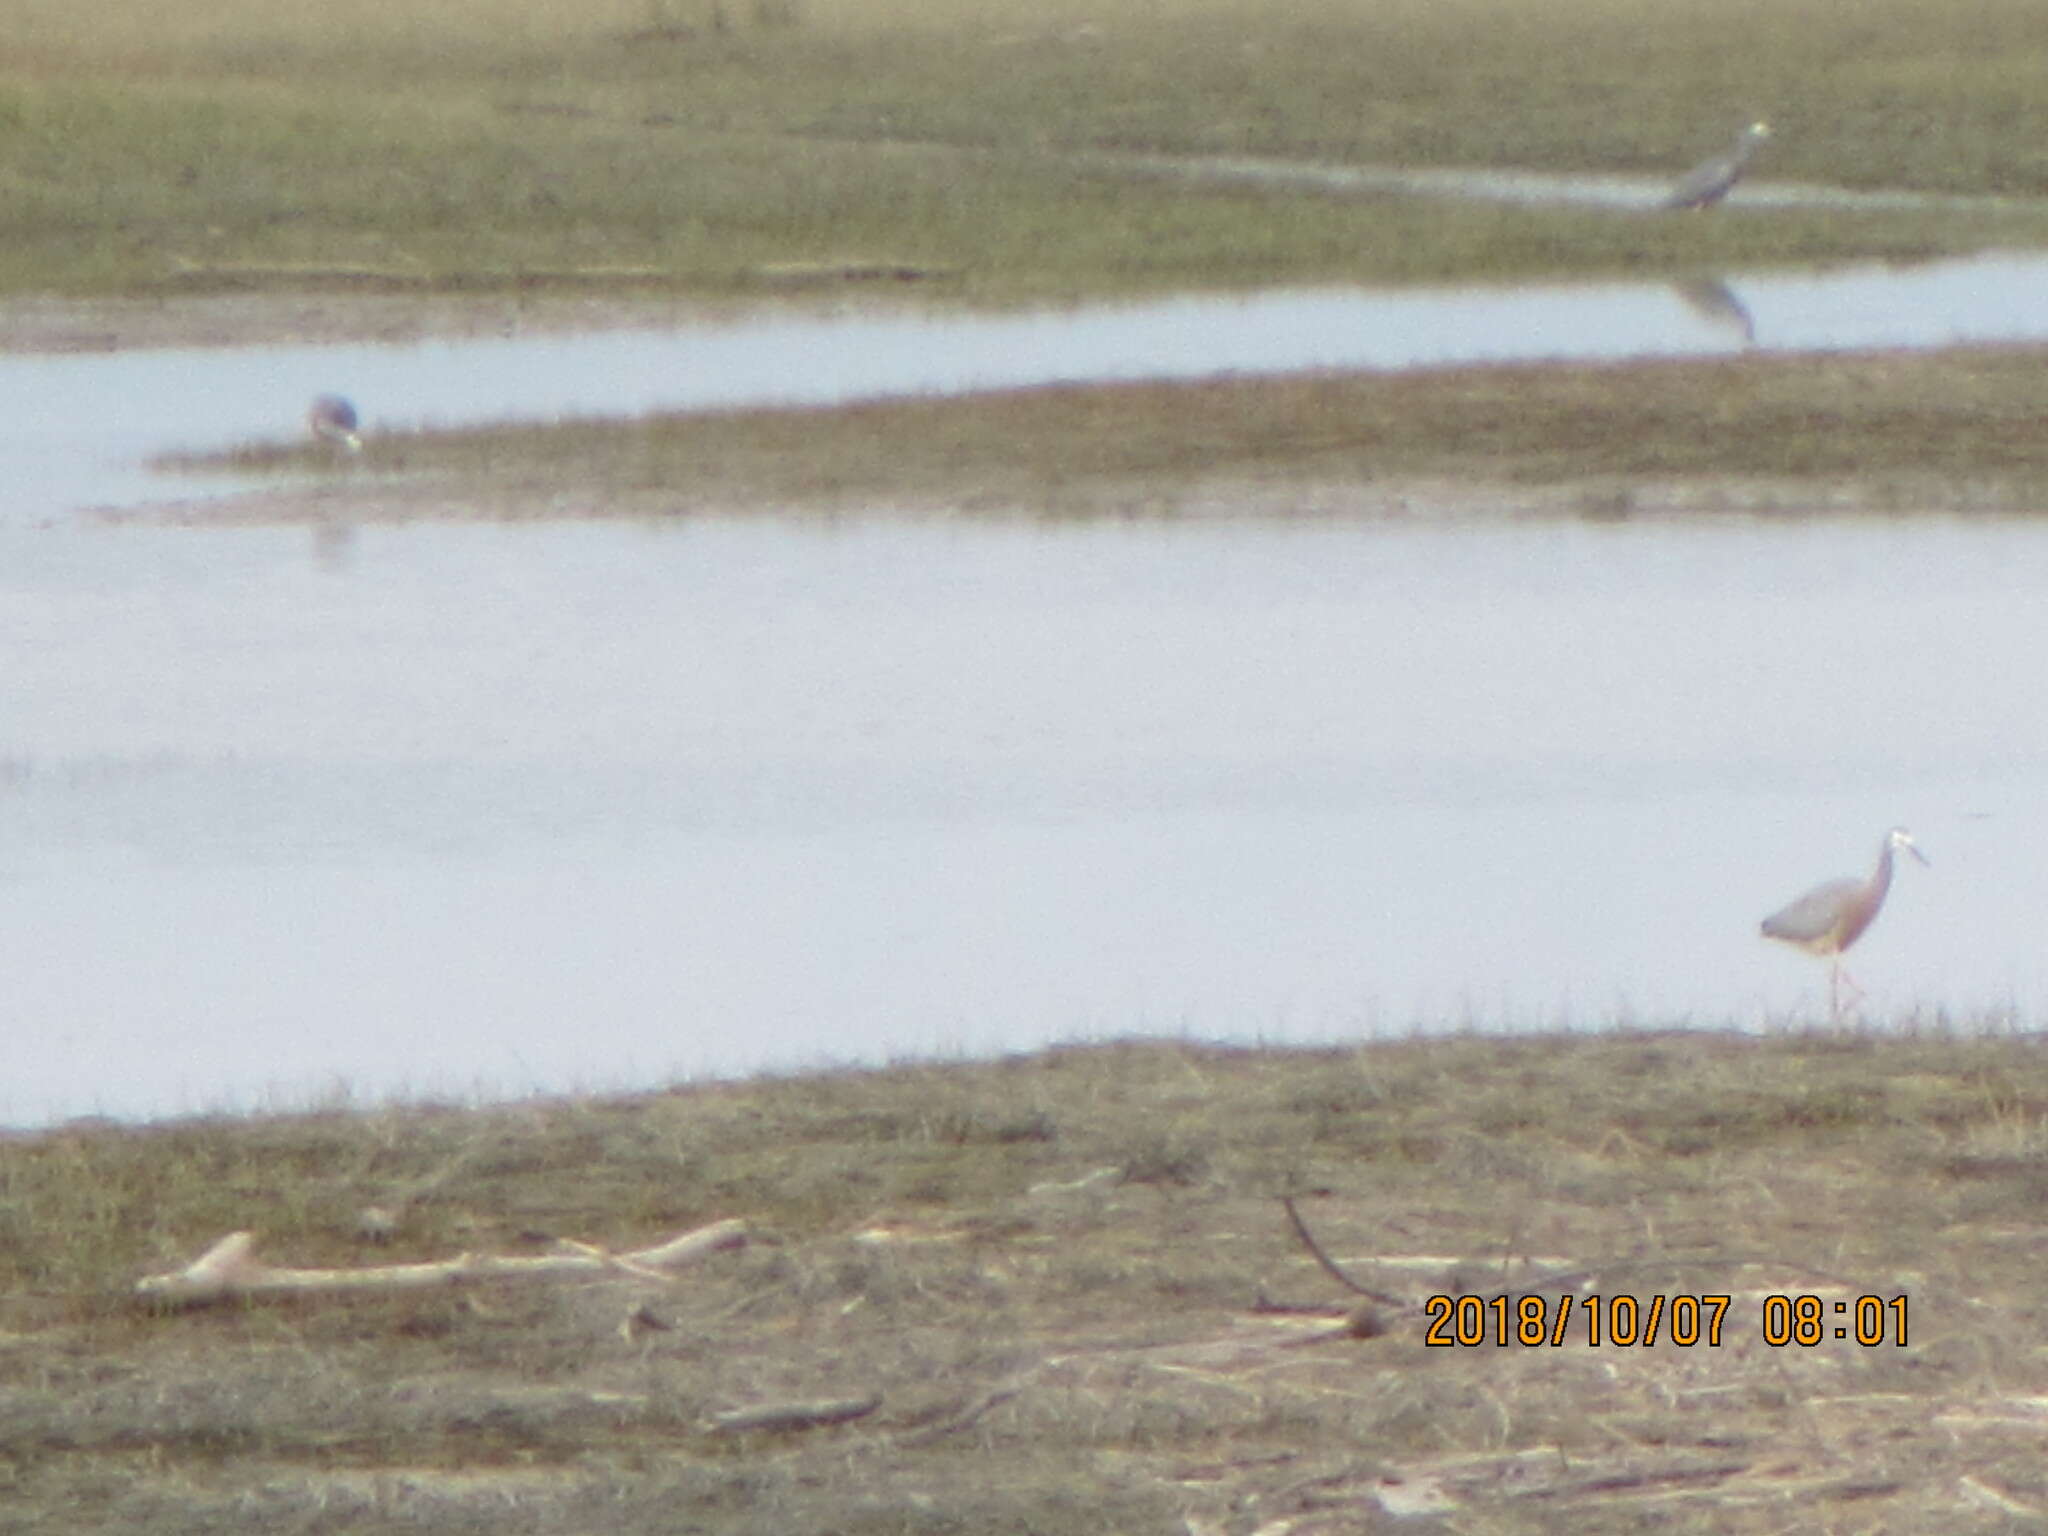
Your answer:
1905;840;1931;866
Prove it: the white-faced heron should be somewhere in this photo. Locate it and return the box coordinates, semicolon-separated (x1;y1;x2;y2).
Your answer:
307;394;364;452
1761;827;1928;1015
1663;121;1771;210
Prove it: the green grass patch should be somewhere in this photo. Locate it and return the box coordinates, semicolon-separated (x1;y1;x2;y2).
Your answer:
10;0;2048;299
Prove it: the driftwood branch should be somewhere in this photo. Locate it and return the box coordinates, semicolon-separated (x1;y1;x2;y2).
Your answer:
137;1219;747;1308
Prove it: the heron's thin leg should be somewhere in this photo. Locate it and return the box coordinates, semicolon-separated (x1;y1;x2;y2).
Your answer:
1839;966;1866;1007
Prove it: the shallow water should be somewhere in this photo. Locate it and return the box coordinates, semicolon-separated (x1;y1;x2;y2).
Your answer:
8;267;2048;1125
7;251;2048;522
1102;149;2032;215
5;510;2046;1127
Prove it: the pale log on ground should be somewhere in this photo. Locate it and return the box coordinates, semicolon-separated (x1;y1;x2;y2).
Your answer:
136;1219;748;1307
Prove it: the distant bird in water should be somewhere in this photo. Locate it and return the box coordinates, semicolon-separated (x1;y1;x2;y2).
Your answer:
1761;827;1928;1016
307;394;364;452
1663;121;1772;210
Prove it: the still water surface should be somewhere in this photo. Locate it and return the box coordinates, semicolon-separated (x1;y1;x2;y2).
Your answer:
8;267;2048;1125
6;510;2045;1127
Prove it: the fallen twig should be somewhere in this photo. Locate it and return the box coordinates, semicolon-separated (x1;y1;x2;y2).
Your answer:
707;1394;883;1435
891;1371;1038;1447
1278;1196;1411;1308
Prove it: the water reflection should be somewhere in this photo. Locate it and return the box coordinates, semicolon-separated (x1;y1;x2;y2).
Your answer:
8;251;2048;523
5;514;2048;1127
309;519;358;572
1670;275;1757;346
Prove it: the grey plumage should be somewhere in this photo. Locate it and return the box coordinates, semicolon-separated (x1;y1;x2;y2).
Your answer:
1761;827;1928;1014
1664;121;1772;210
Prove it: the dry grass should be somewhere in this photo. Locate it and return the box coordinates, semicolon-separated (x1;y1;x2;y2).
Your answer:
6;1031;2048;1532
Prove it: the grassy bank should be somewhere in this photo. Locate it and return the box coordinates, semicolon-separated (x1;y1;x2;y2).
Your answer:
10;0;2048;300
171;344;2048;521
4;1031;2045;1532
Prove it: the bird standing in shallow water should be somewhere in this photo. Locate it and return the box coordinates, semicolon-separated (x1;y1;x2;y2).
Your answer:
307;394;363;452
1761;827;1928;1017
1663;121;1772;210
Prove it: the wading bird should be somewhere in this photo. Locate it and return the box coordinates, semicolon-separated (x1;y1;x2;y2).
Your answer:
1761;827;1928;1016
1663;121;1771;210
307;394;363;452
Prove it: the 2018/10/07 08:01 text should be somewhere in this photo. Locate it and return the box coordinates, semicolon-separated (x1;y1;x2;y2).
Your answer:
1422;1294;1910;1348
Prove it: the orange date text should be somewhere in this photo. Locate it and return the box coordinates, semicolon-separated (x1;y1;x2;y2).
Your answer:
1422;1293;1731;1347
